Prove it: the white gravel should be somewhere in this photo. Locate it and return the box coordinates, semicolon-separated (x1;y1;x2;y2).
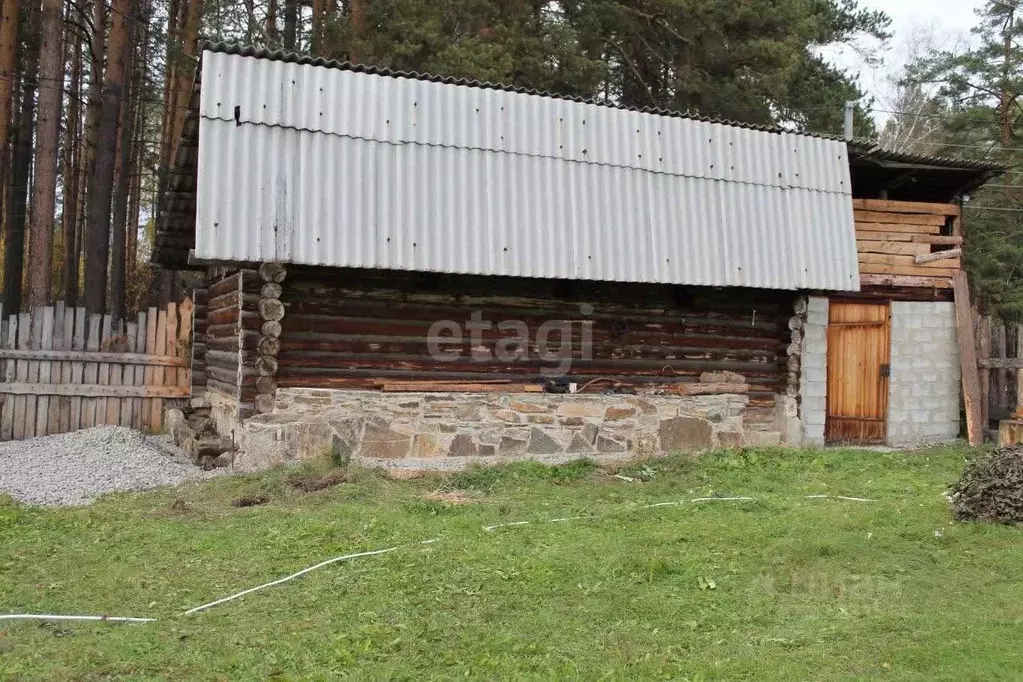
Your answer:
0;426;220;506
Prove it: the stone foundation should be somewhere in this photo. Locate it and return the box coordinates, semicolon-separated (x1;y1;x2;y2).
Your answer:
233;388;777;471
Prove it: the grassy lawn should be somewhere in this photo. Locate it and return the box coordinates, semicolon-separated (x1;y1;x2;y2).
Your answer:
1;445;1022;679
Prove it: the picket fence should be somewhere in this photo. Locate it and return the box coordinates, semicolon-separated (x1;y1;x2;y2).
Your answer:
0;299;193;441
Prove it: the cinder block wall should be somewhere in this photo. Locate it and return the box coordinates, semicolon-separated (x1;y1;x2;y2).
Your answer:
800;297;829;445
887;301;961;446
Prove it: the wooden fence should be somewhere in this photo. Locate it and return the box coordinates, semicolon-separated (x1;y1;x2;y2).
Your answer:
975;314;1023;437
0;299;193;441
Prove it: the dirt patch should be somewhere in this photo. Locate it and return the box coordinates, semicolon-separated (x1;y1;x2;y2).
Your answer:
286;471;347;493
424;490;484;505
169;498;192;514
231;494;270;508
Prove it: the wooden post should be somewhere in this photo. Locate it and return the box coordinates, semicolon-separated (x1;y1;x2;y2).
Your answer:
978;315;991;435
953;272;984;446
1016;324;1023;419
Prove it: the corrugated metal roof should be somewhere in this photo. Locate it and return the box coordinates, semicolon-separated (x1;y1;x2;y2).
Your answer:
193;48;860;291
847;141;1007;173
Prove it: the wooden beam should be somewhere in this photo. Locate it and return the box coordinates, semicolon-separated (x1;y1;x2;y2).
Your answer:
0;383;190;397
911;235;963;245
860;274;953;289
914;248;962;264
859;262;958;278
856;241;929;256
979;358;1023;369
854;211;945;227
852;198;961;216
0;350;186;365
953;271;983;446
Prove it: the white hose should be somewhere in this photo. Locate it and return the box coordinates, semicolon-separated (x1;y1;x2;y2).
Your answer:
180;539;440;616
0;614;155;623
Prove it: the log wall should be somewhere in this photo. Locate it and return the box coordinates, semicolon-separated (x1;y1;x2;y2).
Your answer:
274;267;795;406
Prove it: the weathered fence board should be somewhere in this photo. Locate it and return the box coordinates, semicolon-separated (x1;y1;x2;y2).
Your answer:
0;300;192;440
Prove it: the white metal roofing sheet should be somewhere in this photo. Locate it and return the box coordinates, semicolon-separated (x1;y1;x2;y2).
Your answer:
194;50;860;291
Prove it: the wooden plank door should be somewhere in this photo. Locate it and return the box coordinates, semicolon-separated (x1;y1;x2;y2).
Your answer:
825;301;891;444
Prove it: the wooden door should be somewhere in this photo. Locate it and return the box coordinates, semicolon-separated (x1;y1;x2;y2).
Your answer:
825;301;891;444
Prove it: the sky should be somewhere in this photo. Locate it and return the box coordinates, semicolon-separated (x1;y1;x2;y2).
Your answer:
825;0;989;124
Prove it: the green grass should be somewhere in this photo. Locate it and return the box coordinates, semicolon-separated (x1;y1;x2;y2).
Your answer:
1;445;1022;680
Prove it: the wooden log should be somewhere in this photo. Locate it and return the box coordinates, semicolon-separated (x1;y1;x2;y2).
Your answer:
259;298;285;322
255;393;276;413
255;355;279;376
1016;324;1023;418
914;248;962;264
954;272;983;446
380;382;543;393
258;261;287;283
679;382;749;395
209;290;261;311
787;316;803;331
208;275;240;299
258;336;281;356
261;282;283;299
256;376;277;394
261;320;282;338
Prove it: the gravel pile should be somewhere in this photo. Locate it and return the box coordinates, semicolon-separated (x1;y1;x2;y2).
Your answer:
0;426;221;506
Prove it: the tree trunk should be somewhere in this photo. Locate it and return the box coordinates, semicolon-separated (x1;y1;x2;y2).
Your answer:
82;0;107;252
0;0;19;193
266;0;278;44
82;0;130;314
283;0;297;50
164;0;201;170
108;0;137;321
4;3;40;312
25;0;65;308
311;0;326;54
63;18;83;307
350;0;364;61
159;0;180;168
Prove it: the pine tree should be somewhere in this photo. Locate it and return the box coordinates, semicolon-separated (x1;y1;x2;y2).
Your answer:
25;0;64;308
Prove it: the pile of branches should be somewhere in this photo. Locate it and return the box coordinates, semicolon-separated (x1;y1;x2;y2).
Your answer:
950;446;1023;524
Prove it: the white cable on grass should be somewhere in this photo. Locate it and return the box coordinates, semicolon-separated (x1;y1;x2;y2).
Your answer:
639;501;685;509
690;496;754;502
836;496;875;502
180;540;440;616
483;521;530;532
0;614;155;623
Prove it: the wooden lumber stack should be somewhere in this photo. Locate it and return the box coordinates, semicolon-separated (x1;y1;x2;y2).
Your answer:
854;198;962;290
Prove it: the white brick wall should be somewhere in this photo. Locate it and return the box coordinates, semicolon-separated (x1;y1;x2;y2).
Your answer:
800;296;829;445
886;302;961;446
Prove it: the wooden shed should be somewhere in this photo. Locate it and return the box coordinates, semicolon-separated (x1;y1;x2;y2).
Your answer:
155;44;1001;469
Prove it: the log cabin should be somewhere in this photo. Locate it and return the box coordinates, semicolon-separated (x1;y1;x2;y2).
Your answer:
154;43;1003;469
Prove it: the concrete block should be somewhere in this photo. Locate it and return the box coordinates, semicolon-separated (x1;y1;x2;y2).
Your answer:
802;367;826;384
803;382;826;398
808;297;829;314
